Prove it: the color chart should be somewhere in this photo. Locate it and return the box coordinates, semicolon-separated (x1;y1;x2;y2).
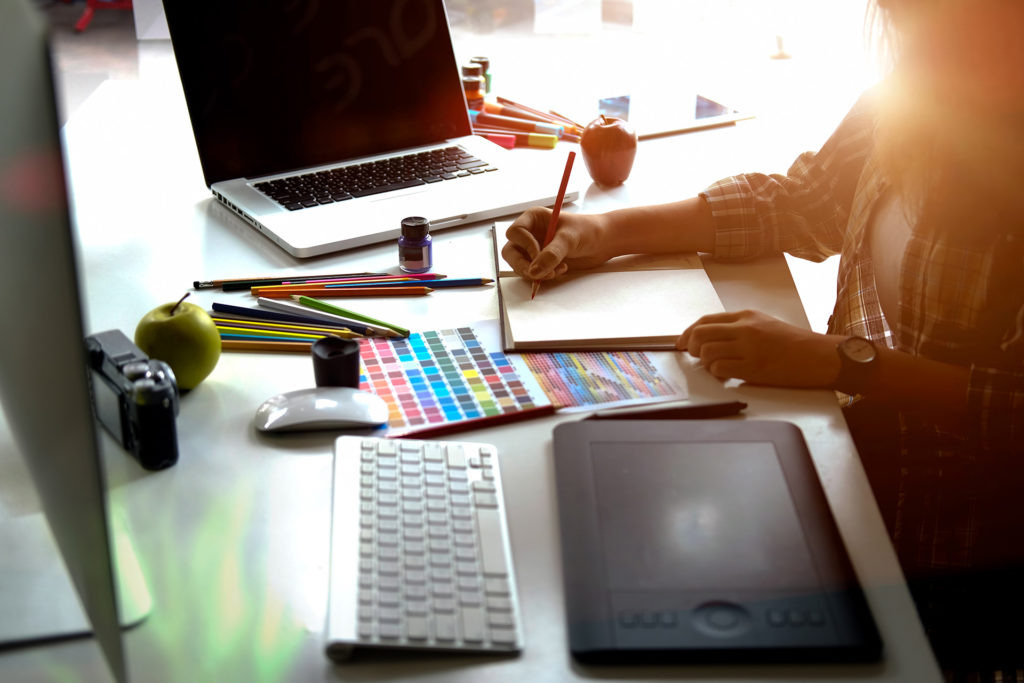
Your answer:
359;326;550;435
522;350;684;410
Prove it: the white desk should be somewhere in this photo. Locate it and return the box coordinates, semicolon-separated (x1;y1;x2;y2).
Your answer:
0;69;941;682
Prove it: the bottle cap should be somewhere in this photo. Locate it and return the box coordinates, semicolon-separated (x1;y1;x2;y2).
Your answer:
461;63;483;77
401;216;430;240
462;75;484;92
470;56;490;73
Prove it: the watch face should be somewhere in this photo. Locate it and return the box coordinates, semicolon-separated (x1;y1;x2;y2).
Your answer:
842;337;876;363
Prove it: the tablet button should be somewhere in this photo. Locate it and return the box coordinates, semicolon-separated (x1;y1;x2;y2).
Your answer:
693;602;752;638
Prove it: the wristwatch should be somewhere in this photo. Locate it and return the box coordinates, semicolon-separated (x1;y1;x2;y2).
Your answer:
834;336;878;395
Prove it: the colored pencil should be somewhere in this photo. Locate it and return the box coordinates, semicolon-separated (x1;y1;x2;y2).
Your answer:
291;273;446;284
293;295;410;337
248;276;444;294
216;325;335;341
220;332;323;343
393;404;557;439
252;285;433;298
210;303;378;336
220;339;315;353
258;297;403;337
325;278;492;289
495;97;583;135
193;272;385;290
532;150;576;300
210;316;360;337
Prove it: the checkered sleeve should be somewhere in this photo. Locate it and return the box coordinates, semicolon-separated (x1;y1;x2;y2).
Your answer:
700;92;877;262
967;365;1024;453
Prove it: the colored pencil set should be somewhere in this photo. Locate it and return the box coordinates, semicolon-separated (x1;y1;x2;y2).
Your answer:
197;270;492;352
470;97;584;149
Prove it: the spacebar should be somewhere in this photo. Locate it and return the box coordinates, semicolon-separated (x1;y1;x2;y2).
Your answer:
350;179;426;198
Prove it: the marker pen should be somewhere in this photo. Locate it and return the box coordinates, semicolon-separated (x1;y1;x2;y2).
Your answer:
468;109;562;136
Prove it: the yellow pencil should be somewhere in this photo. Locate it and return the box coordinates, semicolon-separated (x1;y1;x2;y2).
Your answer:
211;317;361;337
216;325;332;341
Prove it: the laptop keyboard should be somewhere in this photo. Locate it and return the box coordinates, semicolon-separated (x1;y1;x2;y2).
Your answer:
253;146;497;211
326;436;524;660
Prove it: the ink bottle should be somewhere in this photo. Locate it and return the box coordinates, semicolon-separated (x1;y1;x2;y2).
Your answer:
470;56;491;93
398;216;432;273
462;73;485;111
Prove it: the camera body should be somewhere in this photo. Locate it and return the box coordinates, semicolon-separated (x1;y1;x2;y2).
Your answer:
86;329;180;470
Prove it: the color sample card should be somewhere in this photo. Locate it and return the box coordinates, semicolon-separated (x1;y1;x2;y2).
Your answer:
360;325;549;434
522;350;684;411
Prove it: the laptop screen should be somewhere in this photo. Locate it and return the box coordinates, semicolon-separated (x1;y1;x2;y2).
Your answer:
162;0;471;186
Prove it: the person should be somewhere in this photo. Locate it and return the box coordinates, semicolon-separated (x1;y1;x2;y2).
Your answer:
502;0;1024;677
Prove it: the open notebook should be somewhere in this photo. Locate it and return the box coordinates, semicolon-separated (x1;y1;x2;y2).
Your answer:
492;229;725;351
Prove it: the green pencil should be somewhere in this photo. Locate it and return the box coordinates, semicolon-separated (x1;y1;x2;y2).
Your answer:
294;295;410;337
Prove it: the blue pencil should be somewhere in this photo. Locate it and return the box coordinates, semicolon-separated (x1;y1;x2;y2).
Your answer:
324;277;493;289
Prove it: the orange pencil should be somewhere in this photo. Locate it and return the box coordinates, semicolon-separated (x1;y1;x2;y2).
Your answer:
531;150;576;300
252;285;433;298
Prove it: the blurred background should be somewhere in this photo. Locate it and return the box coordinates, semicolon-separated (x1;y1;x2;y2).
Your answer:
44;0;883;332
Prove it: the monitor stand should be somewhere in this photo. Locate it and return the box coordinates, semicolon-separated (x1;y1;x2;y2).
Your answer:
0;508;151;646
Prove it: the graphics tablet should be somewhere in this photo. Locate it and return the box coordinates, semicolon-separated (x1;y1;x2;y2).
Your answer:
552;419;882;664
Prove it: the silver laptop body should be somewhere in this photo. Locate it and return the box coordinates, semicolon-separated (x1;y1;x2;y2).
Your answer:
162;0;577;258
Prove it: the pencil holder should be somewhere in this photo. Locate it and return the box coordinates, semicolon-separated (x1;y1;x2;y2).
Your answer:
312;337;361;389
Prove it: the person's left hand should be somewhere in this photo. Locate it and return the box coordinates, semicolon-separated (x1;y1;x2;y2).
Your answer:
676;310;843;388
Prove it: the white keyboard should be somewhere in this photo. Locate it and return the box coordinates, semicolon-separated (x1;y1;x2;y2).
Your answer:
325;436;524;661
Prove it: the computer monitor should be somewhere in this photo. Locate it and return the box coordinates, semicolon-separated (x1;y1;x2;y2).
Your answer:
0;1;149;680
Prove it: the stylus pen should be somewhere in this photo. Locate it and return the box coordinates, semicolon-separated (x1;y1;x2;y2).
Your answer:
587;400;747;421
393;404;557;439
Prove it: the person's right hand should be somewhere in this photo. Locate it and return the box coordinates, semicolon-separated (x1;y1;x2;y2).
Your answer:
501;207;617;282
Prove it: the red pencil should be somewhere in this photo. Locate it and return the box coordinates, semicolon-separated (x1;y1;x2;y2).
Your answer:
393;404;557;439
531;150;576;300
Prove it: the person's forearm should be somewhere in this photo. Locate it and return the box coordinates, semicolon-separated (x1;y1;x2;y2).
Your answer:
601;196;716;256
844;344;970;416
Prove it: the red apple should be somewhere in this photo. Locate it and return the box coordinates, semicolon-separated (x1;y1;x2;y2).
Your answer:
580;115;638;187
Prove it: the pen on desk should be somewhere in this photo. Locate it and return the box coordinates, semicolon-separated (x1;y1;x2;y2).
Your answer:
252;285;433;298
193;272;385;291
587;400;748;421
394;404;557;439
325;277;492;289
531;150;576;300
293;295;410;337
254;298;398;337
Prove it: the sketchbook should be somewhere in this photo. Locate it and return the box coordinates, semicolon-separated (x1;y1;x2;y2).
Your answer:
492;228;725;351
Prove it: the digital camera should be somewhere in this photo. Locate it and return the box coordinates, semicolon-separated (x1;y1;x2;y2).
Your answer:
86;329;180;470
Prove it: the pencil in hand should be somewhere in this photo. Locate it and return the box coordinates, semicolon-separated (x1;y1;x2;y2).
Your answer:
531;150;576;300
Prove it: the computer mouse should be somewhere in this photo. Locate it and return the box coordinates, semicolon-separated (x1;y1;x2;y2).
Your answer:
254;386;390;433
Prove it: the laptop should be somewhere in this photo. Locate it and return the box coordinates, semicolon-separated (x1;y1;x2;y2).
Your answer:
160;0;579;258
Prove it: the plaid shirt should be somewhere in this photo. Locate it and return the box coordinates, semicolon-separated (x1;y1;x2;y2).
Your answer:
699;92;1024;575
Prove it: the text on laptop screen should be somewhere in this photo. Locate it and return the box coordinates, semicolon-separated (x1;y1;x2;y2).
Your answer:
162;0;471;186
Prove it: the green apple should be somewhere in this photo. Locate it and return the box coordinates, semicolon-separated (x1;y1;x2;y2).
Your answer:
134;294;221;391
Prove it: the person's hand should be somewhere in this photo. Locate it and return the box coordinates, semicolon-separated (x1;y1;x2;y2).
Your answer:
676;310;843;388
501;207;616;281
